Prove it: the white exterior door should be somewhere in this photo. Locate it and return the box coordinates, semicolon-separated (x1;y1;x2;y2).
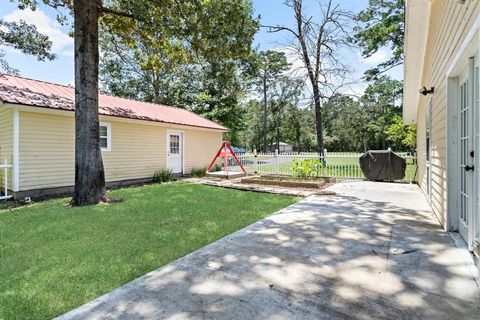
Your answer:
167;131;183;174
459;67;474;243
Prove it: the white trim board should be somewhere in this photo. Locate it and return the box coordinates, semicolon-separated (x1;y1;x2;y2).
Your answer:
447;13;480;77
12;108;19;192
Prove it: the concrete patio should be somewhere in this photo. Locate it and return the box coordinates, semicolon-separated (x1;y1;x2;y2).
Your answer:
58;181;480;320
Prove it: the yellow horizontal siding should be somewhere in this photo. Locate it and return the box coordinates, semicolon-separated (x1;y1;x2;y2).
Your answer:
416;0;480;227
18;111;222;191
183;128;221;172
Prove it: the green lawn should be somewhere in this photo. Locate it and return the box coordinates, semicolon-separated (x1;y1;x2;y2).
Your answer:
0;183;300;320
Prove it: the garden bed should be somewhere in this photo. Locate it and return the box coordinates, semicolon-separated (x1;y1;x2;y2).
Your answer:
241;174;336;189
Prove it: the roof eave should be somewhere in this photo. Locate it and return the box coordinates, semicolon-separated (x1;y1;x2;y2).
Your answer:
2;101;229;132
403;0;431;125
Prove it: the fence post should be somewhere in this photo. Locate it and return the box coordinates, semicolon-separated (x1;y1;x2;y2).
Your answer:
254;149;258;174
323;148;327;176
274;149;279;174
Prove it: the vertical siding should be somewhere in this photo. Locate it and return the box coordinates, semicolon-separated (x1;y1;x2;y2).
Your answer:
18;111;222;191
0;107;13;190
416;0;480;227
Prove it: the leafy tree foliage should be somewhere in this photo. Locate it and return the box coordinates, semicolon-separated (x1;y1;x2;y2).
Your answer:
322;76;414;152
13;0;259;205
247;50;291;151
99;2;259;145
239;76;317;152
99;38;253;145
354;0;405;80
385;115;417;152
0;19;56;74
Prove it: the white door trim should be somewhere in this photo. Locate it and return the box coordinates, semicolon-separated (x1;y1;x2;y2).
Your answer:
447;77;460;232
445;25;480;250
447;58;479;250
166;130;185;174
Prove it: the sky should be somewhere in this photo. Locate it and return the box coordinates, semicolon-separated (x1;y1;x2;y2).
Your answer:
0;0;402;95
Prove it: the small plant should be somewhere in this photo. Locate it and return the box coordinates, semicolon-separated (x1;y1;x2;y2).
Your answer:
291;158;325;178
153;169;174;183
191;167;207;177
214;164;222;172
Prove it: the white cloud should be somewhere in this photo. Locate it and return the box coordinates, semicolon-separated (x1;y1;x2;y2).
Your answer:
359;48;390;65
3;8;73;56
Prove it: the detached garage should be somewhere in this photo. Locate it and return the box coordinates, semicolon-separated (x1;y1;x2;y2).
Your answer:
0;73;227;198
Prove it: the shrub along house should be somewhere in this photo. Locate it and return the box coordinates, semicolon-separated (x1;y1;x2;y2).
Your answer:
404;0;480;272
0;73;227;198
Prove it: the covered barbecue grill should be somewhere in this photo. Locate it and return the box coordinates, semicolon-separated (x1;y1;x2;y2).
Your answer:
359;150;406;181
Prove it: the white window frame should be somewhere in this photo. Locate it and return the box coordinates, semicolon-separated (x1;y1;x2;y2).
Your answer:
100;122;112;152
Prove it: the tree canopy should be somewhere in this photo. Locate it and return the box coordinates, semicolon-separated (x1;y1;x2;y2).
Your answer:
12;0;259;205
354;0;405;80
0;19;56;74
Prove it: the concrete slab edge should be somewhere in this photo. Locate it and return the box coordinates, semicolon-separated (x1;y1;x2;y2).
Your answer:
449;232;480;289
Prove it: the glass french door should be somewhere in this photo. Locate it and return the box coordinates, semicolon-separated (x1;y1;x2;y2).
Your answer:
459;69;474;243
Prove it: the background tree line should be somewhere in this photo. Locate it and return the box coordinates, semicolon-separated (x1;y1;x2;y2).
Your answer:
97;0;415;153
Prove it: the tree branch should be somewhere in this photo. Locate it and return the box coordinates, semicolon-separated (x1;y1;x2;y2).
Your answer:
261;24;298;37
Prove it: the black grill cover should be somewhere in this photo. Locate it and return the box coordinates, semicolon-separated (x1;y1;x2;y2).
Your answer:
359;150;406;181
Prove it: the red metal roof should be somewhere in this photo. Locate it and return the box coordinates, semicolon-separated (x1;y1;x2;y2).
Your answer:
0;73;229;131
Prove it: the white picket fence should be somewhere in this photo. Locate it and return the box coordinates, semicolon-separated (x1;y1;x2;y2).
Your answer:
0;159;12;200
232;150;417;181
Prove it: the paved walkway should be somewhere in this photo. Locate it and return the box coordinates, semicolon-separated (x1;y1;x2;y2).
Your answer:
58;181;480;320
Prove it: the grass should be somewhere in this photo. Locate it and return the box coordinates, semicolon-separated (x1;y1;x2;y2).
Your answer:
0;183;300;320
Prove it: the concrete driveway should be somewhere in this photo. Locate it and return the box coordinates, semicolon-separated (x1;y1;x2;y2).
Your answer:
58;181;480;320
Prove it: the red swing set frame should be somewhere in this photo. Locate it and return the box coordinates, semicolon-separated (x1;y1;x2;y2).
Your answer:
207;141;246;174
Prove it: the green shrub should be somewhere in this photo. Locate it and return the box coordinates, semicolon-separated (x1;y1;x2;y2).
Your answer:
153;169;174;183
191;167;207;177
214;164;222;172
291;158;325;178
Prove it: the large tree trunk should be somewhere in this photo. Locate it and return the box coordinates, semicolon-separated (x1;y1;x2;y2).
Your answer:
312;85;324;156
71;0;107;206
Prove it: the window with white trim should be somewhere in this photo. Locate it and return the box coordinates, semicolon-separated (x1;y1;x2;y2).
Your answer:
100;123;111;151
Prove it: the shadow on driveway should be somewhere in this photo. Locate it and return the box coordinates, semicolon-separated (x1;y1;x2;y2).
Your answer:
57;181;480;320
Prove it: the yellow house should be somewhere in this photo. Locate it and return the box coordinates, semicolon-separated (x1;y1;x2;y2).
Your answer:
0;73;227;198
404;0;480;268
